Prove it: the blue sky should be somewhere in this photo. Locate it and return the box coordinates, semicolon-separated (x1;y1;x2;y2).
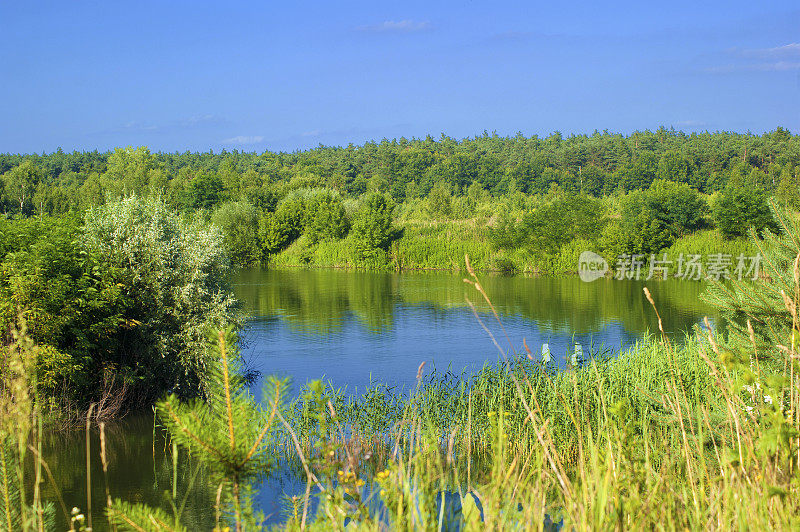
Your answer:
1;0;798;153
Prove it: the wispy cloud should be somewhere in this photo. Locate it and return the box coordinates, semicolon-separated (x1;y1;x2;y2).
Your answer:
111;114;226;134
673;120;708;128
705;43;800;74
355;20;432;34
301;129;322;137
738;42;800;58
221;135;264;145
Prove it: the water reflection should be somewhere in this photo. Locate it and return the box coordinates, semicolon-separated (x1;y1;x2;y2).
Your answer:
234;269;718;394
42;415;216;531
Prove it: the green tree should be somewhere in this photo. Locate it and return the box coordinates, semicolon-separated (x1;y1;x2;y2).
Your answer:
2;161;41;215
425;182;452;219
104;146;160;195
259;198;305;255
776;167;800;210
713;176;775;239
350;193;396;262
580;165;606;196
212;201;262;265
617;179;707;253
505;193;607;255
109;330;287;532
656;151;692;185
303;191;349;244
82;196;237;402
186;171;225;210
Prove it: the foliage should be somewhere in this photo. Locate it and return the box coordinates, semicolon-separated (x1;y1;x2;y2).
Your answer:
212;201;261;266
80;195;238;404
491;192;606;264
0;215;126;405
0;318;55;532
302;190;349;244
350;193;397;264
705;202;800;366
612;179;707;255
151;329;286;531
662;229;757;259
259;198;305;256
713;175;776;239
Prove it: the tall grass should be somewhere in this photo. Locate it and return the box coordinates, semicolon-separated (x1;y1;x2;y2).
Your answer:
280;260;800;530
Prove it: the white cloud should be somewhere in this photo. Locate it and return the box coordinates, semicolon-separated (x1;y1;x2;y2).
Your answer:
355;20;432;34
301;129;322;137
112;114;226;134
221;135;264;145
740;42;800;58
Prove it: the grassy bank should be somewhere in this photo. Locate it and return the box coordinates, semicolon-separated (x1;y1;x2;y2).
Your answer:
269;219;754;276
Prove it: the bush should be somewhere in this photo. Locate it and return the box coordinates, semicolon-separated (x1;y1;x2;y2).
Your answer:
713;176;775;239
350;193;397;264
616;179;707;254
260;198;305;255
490;192;606;256
212;200;261;266
82;195;238;403
303;190;349;244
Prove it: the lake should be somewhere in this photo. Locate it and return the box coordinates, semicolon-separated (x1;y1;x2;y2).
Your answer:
43;269;718;529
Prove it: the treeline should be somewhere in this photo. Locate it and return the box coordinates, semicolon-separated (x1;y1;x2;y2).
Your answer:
1;128;798;273
2;128;800;214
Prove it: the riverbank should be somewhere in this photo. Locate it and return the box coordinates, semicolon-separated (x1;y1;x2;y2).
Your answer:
267;219;756;275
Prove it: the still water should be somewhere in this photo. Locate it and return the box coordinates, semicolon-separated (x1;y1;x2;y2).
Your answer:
236;269;716;394
44;269;718;529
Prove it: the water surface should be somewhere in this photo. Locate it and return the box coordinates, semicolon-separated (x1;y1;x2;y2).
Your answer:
237;268;716;394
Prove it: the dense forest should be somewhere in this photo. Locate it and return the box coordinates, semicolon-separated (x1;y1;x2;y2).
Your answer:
2;128;797;274
2;128;799;213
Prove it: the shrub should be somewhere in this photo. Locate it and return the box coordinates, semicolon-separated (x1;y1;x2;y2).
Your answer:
212;200;261;266
616;179;707;254
82;195;238;403
712;176;776;239
260;198;305;255
350;193;397;264
303;190;349;244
